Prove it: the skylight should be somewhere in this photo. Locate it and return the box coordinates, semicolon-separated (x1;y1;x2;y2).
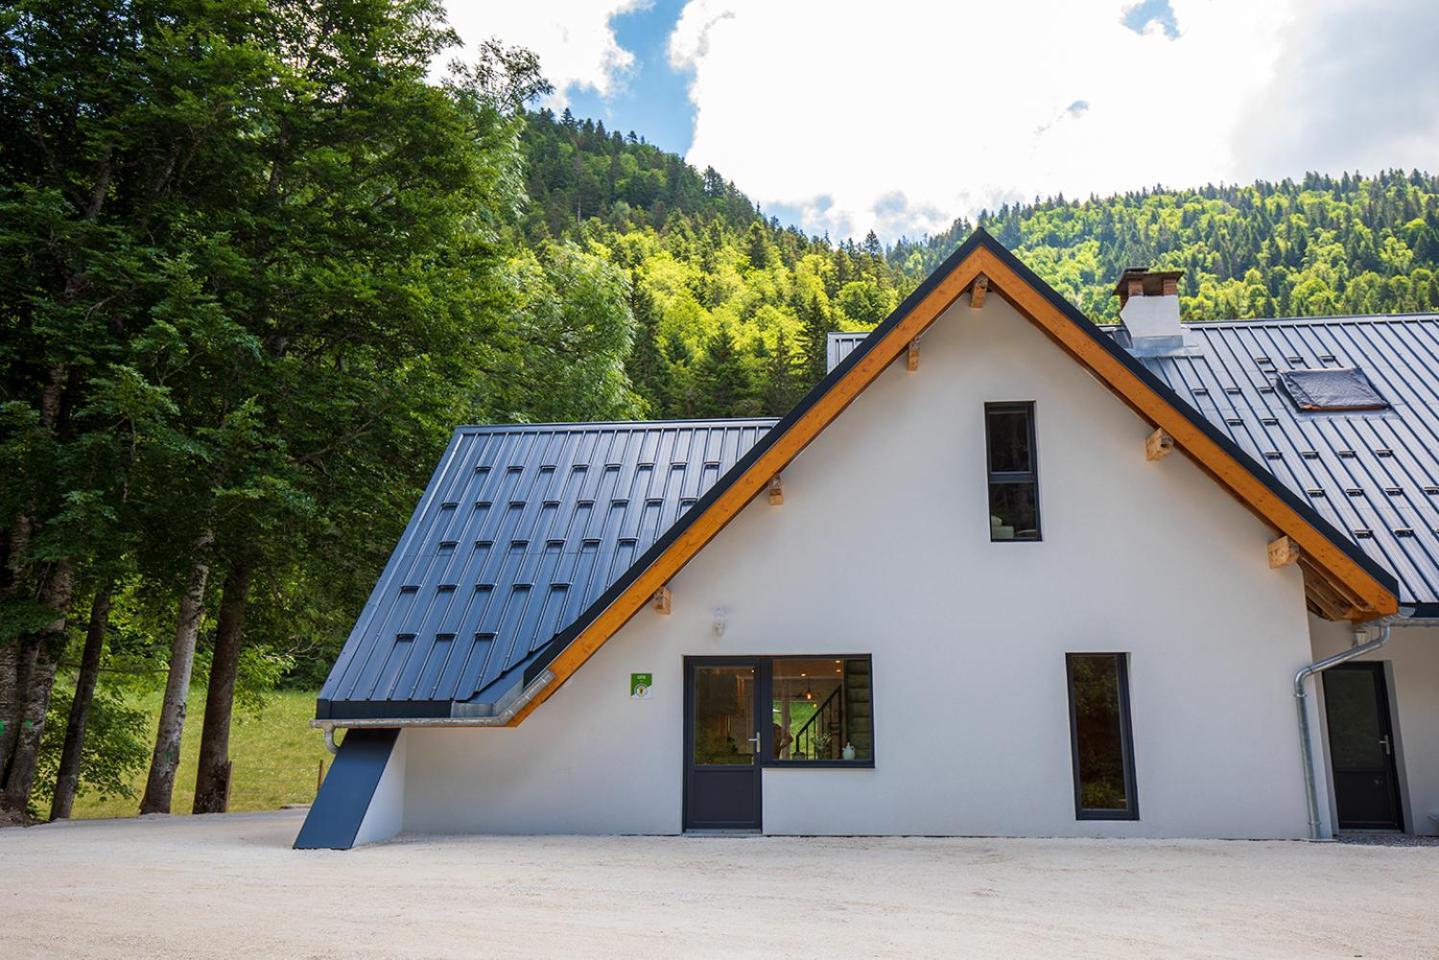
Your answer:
1276;367;1388;412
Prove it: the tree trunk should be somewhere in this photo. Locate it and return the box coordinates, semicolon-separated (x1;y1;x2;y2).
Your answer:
192;564;250;814
139;547;212;815
49;584;113;821
0;561;76;825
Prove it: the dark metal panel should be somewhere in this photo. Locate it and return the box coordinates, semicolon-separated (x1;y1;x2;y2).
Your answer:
293;729;399;850
1147;313;1439;608
317;419;776;716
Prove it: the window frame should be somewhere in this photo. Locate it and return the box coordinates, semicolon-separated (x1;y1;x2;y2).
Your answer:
1065;652;1139;821
760;654;876;769
984;401;1042;542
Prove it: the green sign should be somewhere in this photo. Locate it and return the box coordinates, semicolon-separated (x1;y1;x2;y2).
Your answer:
630;672;653;699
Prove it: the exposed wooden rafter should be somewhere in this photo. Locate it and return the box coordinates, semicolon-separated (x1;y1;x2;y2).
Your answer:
1268;535;1300;568
906;339;919;371
768;475;784;505
652;586;671;615
1146;428;1175;461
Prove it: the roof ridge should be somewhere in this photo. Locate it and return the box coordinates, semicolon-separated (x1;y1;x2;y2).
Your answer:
455;417;781;433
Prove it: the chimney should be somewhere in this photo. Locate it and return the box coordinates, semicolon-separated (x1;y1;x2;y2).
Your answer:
1115;267;1188;356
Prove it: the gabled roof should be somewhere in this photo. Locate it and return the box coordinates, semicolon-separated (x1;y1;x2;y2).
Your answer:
317;420;775;719
318;231;1401;724
1133;314;1439;618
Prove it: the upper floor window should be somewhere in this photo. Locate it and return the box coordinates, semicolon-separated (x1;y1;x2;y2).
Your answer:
985;402;1041;541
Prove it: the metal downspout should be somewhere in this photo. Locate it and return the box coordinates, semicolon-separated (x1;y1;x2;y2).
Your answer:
1294;622;1392;840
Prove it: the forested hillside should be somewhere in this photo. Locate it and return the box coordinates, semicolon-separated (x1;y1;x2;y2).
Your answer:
515;107;1439;421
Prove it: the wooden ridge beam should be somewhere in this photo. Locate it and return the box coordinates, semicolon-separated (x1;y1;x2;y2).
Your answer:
970;274;989;309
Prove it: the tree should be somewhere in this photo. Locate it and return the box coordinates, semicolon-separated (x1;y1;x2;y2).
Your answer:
761;330;806;415
694;324;753;416
1;0;543;820
795;294;837;386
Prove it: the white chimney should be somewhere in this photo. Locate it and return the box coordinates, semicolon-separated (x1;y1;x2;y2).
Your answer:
1116;267;1191;357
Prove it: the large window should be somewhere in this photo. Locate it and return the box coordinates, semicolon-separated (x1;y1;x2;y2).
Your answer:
1065;653;1138;820
985;402;1040;541
769;658;874;765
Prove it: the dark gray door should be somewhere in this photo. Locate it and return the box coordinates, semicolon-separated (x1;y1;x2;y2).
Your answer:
684;659;761;829
1323;663;1403;830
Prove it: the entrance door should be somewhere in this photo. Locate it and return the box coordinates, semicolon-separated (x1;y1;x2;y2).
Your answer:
684;658;762;830
1322;663;1404;830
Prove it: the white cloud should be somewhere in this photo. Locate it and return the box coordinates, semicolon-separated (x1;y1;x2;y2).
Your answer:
669;0;1438;241
444;1;649;106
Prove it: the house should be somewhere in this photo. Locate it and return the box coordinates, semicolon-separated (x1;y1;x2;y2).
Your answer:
296;231;1438;849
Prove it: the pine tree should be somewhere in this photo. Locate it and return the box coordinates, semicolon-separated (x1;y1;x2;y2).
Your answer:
795;294;836;385
625;273;671;416
694;323;753;416
761;329;805;415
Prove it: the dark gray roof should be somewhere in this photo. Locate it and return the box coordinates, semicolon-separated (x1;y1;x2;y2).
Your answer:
1132;314;1439;615
317;419;776;718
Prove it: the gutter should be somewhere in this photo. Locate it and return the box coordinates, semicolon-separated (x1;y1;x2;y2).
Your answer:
1294;622;1393;839
312;669;556;755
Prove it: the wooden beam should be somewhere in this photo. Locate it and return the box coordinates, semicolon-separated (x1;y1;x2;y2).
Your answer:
652;585;671;615
970;274;989;309
906;339;919;372
768;474;784;505
1268;535;1300;569
1145;428;1175;461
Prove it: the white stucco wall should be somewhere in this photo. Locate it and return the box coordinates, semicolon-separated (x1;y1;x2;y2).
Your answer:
402;292;1320;838
354;730;407;846
1310;617;1439;835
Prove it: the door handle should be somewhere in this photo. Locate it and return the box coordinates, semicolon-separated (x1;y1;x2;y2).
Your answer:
1379;735;1392;755
748;733;761;752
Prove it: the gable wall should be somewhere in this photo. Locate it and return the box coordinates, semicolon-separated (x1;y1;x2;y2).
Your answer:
402;294;1319;838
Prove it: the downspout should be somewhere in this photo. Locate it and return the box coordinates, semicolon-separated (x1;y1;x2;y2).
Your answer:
1294;622;1392;840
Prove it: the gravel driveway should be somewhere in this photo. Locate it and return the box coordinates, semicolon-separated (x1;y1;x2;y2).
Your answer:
3;810;1436;959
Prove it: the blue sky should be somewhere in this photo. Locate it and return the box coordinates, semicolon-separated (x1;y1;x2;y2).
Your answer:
446;1;1439;242
563;0;697;155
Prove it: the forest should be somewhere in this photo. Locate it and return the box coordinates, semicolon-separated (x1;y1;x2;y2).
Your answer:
5;0;1439;824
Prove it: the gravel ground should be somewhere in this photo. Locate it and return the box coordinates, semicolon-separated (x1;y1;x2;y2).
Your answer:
3;810;1437;959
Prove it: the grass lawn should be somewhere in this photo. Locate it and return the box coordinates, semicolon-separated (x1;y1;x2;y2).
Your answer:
71;688;330;820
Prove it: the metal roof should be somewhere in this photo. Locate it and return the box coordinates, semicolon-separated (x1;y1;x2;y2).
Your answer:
832;315;1439;612
317;419;776;718
1130;314;1439;615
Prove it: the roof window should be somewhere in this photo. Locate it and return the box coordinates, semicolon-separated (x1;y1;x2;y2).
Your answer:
1276;367;1388;412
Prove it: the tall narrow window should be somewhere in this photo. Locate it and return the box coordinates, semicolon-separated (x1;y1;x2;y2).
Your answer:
985;402;1040;540
1066;653;1138;820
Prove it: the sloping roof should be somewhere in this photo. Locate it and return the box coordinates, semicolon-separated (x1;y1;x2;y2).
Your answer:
316;419;775;719
318;231;1401;724
1132;314;1439;617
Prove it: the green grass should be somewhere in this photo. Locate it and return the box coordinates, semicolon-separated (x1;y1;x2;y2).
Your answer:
71;688;330;819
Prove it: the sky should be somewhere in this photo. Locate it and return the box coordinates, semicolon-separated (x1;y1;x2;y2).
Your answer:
443;0;1439;243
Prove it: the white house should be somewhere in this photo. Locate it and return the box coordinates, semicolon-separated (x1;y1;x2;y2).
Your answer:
297;232;1437;848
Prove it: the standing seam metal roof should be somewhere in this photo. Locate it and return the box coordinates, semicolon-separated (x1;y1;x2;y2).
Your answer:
317;419;776;718
1134;314;1439;615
